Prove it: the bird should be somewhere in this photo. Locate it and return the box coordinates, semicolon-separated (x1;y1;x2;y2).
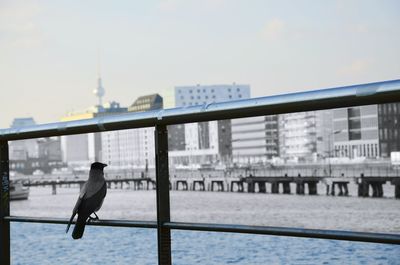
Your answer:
66;162;108;239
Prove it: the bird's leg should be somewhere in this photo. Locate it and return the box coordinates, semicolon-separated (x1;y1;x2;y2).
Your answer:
93;212;99;219
88;212;100;222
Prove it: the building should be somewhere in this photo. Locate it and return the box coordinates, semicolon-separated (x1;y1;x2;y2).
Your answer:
10;117;36;128
101;94;163;168
165;84;251;165
333;105;379;158
332;103;400;159
9;118;64;174
378;103;400;157
128;94;163;112
9;118;38;160
279;111;318;161
38;138;62;161
231;115;279;163
279;110;333;162
231;99;333;165
60;101;127;167
9;118;39;174
316;110;335;158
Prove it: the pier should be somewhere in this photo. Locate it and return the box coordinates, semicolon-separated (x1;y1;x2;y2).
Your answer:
330;181;349;196
20;174;400;198
25;177;155;195
245;176;322;195
356;176;400;198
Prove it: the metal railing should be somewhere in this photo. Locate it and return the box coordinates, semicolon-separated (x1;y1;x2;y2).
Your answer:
1;79;400;264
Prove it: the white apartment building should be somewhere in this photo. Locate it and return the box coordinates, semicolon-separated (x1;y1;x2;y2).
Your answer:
279;110;333;162
101;127;155;167
231;115;279;163
166;84;251;165
60;102;127;167
100;95;162;168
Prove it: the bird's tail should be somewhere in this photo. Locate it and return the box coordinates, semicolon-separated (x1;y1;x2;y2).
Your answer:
72;215;87;240
65;213;76;233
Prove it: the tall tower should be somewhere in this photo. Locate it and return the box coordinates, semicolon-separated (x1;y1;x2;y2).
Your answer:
93;53;105;106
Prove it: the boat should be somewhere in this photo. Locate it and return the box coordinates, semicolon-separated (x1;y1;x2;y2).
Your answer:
10;181;30;200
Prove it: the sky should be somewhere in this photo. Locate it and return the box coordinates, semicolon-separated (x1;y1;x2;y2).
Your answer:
0;0;399;128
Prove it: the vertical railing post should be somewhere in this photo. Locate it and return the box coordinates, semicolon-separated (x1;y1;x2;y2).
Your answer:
155;125;172;265
0;141;10;265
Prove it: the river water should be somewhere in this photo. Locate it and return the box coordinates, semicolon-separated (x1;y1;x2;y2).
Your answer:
10;186;400;265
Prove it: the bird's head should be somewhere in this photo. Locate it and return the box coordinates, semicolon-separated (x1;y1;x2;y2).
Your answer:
89;162;107;178
91;162;108;171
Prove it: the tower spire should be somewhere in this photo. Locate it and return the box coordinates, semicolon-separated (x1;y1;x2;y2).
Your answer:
93;50;105;106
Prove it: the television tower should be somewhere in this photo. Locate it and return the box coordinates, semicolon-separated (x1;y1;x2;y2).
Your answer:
93;52;105;106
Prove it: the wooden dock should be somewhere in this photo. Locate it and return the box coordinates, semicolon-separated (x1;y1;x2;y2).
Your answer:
19;175;400;198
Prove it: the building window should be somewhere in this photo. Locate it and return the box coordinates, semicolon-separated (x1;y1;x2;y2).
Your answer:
348;107;360;117
348;107;361;140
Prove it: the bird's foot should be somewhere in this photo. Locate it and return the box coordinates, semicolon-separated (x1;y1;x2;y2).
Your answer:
88;216;98;223
93;212;99;219
88;213;100;222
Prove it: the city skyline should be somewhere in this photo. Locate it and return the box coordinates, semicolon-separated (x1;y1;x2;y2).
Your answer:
3;2;399;264
1;0;400;128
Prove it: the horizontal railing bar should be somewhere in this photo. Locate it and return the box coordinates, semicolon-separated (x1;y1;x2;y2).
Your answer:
163;222;400;245
4;216;157;229
5;216;400;245
1;79;400;140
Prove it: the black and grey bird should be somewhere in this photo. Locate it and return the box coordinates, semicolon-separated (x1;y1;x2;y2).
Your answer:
66;162;107;239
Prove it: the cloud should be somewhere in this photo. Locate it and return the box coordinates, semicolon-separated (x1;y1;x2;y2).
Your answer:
157;0;184;12
203;0;227;9
157;0;227;12
339;59;371;76
0;1;43;49
261;18;285;41
351;24;369;34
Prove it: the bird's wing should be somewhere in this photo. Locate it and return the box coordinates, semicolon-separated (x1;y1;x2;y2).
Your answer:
66;182;88;233
65;206;78;233
78;182;88;198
